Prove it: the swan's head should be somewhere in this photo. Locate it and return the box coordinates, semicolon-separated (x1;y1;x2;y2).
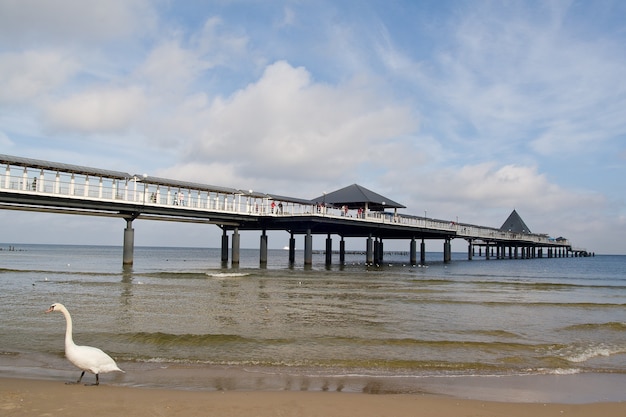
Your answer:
45;303;65;313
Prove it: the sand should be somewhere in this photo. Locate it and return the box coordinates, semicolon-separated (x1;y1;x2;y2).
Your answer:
2;377;625;417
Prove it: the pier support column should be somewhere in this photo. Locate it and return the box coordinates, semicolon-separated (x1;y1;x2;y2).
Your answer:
378;239;384;264
289;233;296;264
232;228;240;266
325;234;333;266
420;239;426;265
373;239;379;265
260;230;268;266
485;243;490;260
443;239;451;263
366;235;373;265
304;229;313;265
122;219;134;266
221;229;229;264
467;241;473;261
339;237;346;265
410;238;417;265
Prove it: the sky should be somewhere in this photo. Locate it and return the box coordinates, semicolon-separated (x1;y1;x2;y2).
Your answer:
1;0;625;254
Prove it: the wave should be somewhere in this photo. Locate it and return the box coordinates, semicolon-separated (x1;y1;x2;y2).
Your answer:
409;276;626;291
121;332;293;346
563;322;626;331
0;267;120;277
206;272;251;278
553;343;626;363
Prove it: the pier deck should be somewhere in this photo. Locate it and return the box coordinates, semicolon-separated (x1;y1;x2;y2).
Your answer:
0;154;589;265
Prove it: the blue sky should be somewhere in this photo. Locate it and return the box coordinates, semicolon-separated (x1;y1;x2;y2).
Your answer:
1;0;625;254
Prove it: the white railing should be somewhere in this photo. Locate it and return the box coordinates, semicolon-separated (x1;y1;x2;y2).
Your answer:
0;164;570;247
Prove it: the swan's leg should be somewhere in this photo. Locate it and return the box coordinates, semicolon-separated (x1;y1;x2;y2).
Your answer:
66;371;85;385
85;374;99;386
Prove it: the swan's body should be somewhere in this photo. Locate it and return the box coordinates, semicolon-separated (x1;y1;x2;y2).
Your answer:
46;303;124;385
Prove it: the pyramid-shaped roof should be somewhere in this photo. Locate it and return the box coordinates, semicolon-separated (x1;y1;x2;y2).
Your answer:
312;184;405;211
500;209;531;233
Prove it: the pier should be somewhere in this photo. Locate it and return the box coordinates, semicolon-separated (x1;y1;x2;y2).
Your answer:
0;154;590;266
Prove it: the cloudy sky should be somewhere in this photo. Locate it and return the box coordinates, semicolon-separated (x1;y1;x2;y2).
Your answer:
1;0;625;254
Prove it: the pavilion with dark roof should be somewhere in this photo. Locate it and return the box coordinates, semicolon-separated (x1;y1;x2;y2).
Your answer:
312;184;405;212
500;209;531;233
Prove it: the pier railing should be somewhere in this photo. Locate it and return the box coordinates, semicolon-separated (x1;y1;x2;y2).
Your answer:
1;161;569;248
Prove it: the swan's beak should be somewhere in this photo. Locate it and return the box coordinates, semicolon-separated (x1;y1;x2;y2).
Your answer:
45;307;54;313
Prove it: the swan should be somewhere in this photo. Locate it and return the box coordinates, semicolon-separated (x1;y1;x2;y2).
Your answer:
45;303;124;385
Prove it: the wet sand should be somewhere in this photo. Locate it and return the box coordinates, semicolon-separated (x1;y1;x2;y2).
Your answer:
2;377;626;417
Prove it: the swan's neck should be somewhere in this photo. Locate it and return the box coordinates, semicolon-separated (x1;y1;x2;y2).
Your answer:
60;308;75;348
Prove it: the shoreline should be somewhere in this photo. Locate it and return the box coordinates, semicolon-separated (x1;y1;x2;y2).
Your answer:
2;377;626;417
2;354;626;405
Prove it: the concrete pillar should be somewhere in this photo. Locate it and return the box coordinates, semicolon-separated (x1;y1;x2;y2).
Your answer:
373;239;379;265
420;239;426;265
443;239;451;263
485;243;490;260
122;219;134;266
325;234;332;266
410;238;417;265
339;237;346;264
304;229;313;265
221;229;229;263
232;228;240;265
366;235;373;265
289;233;296;264
467;241;473;261
378;239;384;264
260;230;268;266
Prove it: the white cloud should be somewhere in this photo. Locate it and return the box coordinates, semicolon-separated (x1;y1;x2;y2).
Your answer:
42;86;147;134
378;2;626;159
175;61;416;181
278;7;296;27
0;0;157;45
421;163;599;210
136;39;211;96
0;50;78;103
0;130;12;147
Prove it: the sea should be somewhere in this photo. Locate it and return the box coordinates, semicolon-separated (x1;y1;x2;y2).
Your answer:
1;244;625;403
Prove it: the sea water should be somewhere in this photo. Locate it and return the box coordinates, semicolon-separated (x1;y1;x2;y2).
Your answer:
1;244;625;401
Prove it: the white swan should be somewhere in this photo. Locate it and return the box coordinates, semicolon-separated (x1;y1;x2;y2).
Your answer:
46;303;124;385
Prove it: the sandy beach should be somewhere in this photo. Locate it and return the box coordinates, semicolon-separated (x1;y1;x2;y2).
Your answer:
2;377;625;417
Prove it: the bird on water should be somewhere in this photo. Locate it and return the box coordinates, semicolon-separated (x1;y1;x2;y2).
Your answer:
45;303;124;385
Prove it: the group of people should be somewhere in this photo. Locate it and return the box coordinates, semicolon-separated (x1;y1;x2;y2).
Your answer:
270;201;284;214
